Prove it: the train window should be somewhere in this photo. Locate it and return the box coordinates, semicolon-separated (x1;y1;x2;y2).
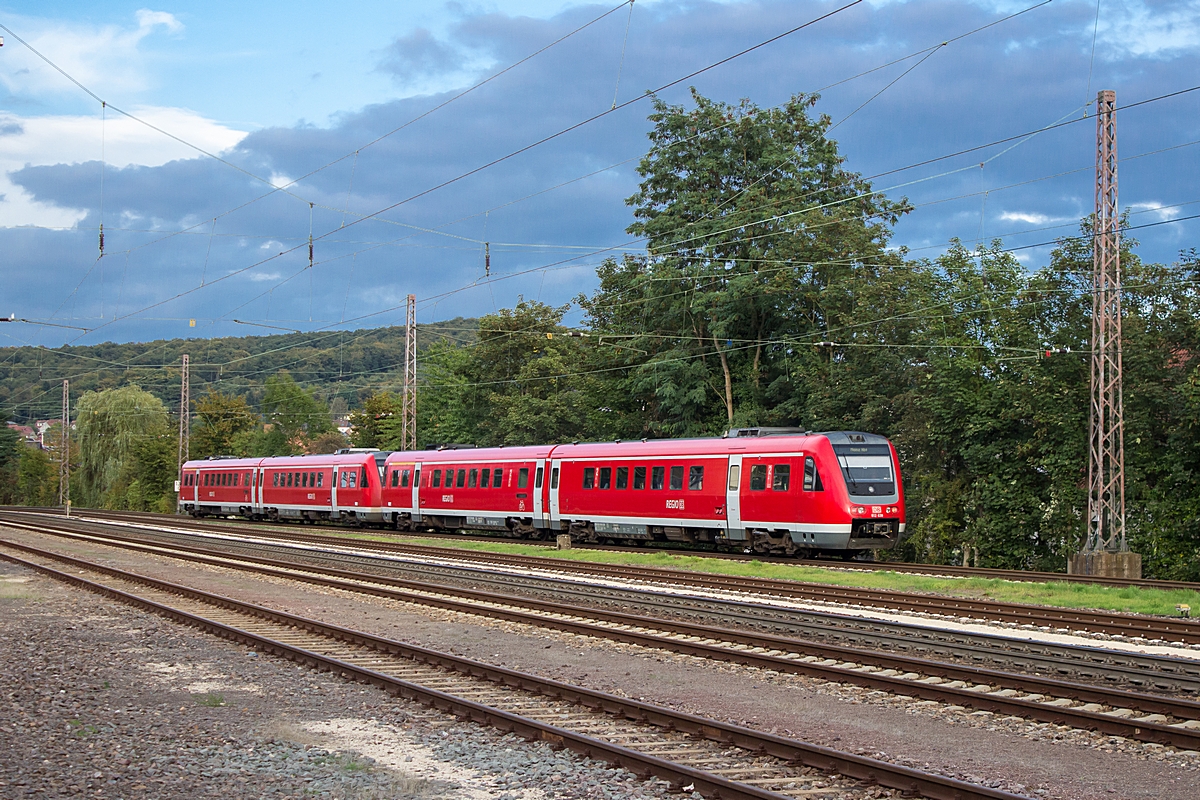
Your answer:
360;467;369;488
224;473;230;487
669;466;684;491
728;465;740;491
551;467;559;489
432;470;442;488
773;464;791;492
401;469;410;488
338;471;346;488
803;457;824;492
518;468;529;488
598;467;611;489
651;466;665;490
583;467;595;489
247;472;253;487
634;466;646;489
749;464;767;491
391;469;399;488
309;472;316;487
301;472;308;488
272;473;278;487
202;474;207;487
468;469;478;488
317;472;324;488
688;466;704;491
456;469;466;488
535;467;543;489
615;467;628;489
350;471;359;488
493;468;503;487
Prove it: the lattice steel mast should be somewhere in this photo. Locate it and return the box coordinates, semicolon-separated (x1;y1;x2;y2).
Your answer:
1085;90;1127;554
59;379;69;509
178;354;190;474
402;294;417;451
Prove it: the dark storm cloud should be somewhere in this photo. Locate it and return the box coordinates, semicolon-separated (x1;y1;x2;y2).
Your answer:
3;0;1198;348
377;28;466;82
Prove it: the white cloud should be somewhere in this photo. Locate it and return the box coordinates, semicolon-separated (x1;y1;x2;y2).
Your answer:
246;271;282;282
1095;1;1200;58
0;10;184;99
0;107;247;228
1128;201;1183;221
998;211;1054;225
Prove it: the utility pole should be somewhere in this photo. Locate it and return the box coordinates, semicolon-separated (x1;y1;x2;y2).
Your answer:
1070;90;1140;579
402;294;417;451
178;354;190;474
59;379;69;513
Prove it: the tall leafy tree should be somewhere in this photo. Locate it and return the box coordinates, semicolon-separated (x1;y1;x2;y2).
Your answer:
349;391;401;448
0;418;21;504
582;90;907;435
258;372;333;455
74;386;172;507
190;391;260;459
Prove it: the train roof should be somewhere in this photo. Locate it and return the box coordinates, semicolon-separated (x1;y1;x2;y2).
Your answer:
386;444;555;463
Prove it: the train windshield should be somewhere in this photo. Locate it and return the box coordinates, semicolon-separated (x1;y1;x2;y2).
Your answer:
836;455;895;497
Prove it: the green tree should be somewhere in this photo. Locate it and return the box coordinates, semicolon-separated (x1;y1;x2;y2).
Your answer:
16;446;57;506
412;302;627;448
582;90;907;435
349;391;400;448
74;386;172;507
258;372;333;455
0;420;20;504
190;391;259;459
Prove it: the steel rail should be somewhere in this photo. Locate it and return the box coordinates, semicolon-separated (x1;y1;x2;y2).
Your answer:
11;505;1200;590
7;513;1200;696
6;520;1200;750
0;542;1032;800
131;513;1200;643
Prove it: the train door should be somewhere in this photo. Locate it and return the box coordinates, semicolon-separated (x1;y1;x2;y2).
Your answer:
548;458;562;529
410;465;422;522
257;468;265;513
533;462;545;529
331;466;340;519
725;455;745;541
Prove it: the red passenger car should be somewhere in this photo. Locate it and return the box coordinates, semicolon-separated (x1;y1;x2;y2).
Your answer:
180;430;904;558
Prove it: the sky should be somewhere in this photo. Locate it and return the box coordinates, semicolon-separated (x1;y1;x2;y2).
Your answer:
1;0;1198;350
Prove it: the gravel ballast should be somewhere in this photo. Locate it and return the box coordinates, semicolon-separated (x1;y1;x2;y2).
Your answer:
4;525;1200;799
0;559;683;799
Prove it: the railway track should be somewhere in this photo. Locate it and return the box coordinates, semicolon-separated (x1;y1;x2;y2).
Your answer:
28;508;1197;645
0;540;1032;800
6;517;1200;751
12;505;1197;591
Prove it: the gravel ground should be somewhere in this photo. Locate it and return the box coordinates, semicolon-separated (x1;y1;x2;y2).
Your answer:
4;526;1200;799
0;558;687;800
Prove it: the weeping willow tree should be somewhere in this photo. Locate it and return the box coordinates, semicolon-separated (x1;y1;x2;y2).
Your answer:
74;385;174;508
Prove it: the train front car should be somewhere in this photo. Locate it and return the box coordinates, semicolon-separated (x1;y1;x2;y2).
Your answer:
179;456;264;518
821;431;905;555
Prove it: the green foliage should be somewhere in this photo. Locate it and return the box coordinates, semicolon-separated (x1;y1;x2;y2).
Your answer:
16;447;56;506
0;320;475;426
349;391;400;448
74;386;172;508
191;391;260;459
581;90;908;436
411;301;630;448
259;372;333;455
0;421;20;504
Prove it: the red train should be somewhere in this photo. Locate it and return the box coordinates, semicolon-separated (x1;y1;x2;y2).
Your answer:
177;429;904;557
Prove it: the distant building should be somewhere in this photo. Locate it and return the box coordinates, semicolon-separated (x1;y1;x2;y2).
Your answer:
5;423;38;448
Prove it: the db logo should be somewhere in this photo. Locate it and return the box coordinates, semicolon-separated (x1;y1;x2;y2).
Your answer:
519;500;526;511
665;499;685;510
442;494;453;502
872;505;882;515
